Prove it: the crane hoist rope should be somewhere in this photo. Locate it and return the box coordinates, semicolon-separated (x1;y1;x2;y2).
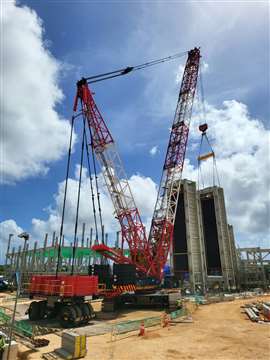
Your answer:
197;123;221;190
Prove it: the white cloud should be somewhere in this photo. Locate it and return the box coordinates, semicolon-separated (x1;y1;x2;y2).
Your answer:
175;64;185;85
183;99;270;248
149;145;158;156
129;174;157;222
0;1;73;184
31;168;157;246
0;220;24;262
201;61;209;73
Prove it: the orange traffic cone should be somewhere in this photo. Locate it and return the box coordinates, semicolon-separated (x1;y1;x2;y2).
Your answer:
162;313;170;328
138;320;145;336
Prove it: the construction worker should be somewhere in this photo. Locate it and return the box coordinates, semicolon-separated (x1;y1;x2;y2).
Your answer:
0;334;5;360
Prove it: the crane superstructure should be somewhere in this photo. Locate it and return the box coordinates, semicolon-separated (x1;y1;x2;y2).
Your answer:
75;47;201;279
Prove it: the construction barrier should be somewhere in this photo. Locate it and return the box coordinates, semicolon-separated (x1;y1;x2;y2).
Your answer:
111;306;188;340
0;308;33;338
170;308;187;320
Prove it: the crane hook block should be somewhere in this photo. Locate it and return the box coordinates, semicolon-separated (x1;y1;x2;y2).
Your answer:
199;123;208;133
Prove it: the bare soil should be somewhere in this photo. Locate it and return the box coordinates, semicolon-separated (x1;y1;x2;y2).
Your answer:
18;296;270;360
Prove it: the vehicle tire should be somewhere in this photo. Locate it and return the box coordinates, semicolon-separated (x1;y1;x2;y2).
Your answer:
80;303;91;324
59;305;77;328
73;304;83;326
28;301;40;321
39;301;47;319
85;302;95;318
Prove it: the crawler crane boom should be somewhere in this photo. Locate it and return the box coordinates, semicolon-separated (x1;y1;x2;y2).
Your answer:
147;47;201;278
77;48;201;279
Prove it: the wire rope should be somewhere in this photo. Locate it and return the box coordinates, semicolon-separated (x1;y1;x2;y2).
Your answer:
86;51;188;84
84;129;99;243
71;115;86;275
87;124;104;244
56;115;75;277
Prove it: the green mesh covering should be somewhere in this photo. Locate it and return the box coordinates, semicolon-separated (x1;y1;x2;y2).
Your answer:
26;247;130;259
114;316;161;334
170;307;187;319
0;308;33;338
194;295;205;304
113;309;186;335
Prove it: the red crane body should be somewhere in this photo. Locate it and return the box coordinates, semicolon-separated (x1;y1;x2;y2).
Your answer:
75;48;201;279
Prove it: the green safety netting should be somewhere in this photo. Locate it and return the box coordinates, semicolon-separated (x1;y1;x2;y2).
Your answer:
26;247;130;259
114;316;161;334
0;308;33;338
170;307;187;319
114;308;187;334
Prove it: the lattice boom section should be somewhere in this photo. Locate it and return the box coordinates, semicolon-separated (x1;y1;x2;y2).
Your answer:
75;79;148;270
148;48;201;277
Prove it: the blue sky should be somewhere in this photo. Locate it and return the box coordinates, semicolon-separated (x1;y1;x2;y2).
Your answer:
0;1;269;260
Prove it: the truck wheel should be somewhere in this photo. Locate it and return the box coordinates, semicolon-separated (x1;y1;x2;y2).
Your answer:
80;303;91;324
73;304;83;326
29;301;40;321
59;305;77;328
39;301;47;319
85;302;95;318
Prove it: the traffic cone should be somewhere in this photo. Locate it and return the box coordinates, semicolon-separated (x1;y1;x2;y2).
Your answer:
138;320;145;336
162;313;170;328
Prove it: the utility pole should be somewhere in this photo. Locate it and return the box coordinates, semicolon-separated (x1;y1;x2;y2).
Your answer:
5;234;13;267
7;232;29;360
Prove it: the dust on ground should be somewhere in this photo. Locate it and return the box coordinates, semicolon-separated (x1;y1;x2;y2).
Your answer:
18;295;270;360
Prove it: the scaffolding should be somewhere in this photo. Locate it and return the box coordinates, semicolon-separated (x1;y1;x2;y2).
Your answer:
4;226;125;287
237;247;270;289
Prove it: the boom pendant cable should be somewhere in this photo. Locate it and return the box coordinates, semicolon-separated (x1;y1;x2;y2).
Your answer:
87;124;104;244
85;51;188;84
71;115;86;275
56;115;75;277
84;129;99;244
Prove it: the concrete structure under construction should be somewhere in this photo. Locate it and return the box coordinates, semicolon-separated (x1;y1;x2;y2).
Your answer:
199;186;237;291
172;180;237;292
172;180;207;293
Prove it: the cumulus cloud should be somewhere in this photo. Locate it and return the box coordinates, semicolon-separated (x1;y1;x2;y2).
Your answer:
31;167;157;246
183;99;270;247
0;1;72;183
0;220;24;262
149;145;158;156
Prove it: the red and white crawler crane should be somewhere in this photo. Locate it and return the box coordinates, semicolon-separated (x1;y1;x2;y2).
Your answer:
28;48;201;326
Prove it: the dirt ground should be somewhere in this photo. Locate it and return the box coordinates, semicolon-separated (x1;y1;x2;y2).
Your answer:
18;296;270;360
